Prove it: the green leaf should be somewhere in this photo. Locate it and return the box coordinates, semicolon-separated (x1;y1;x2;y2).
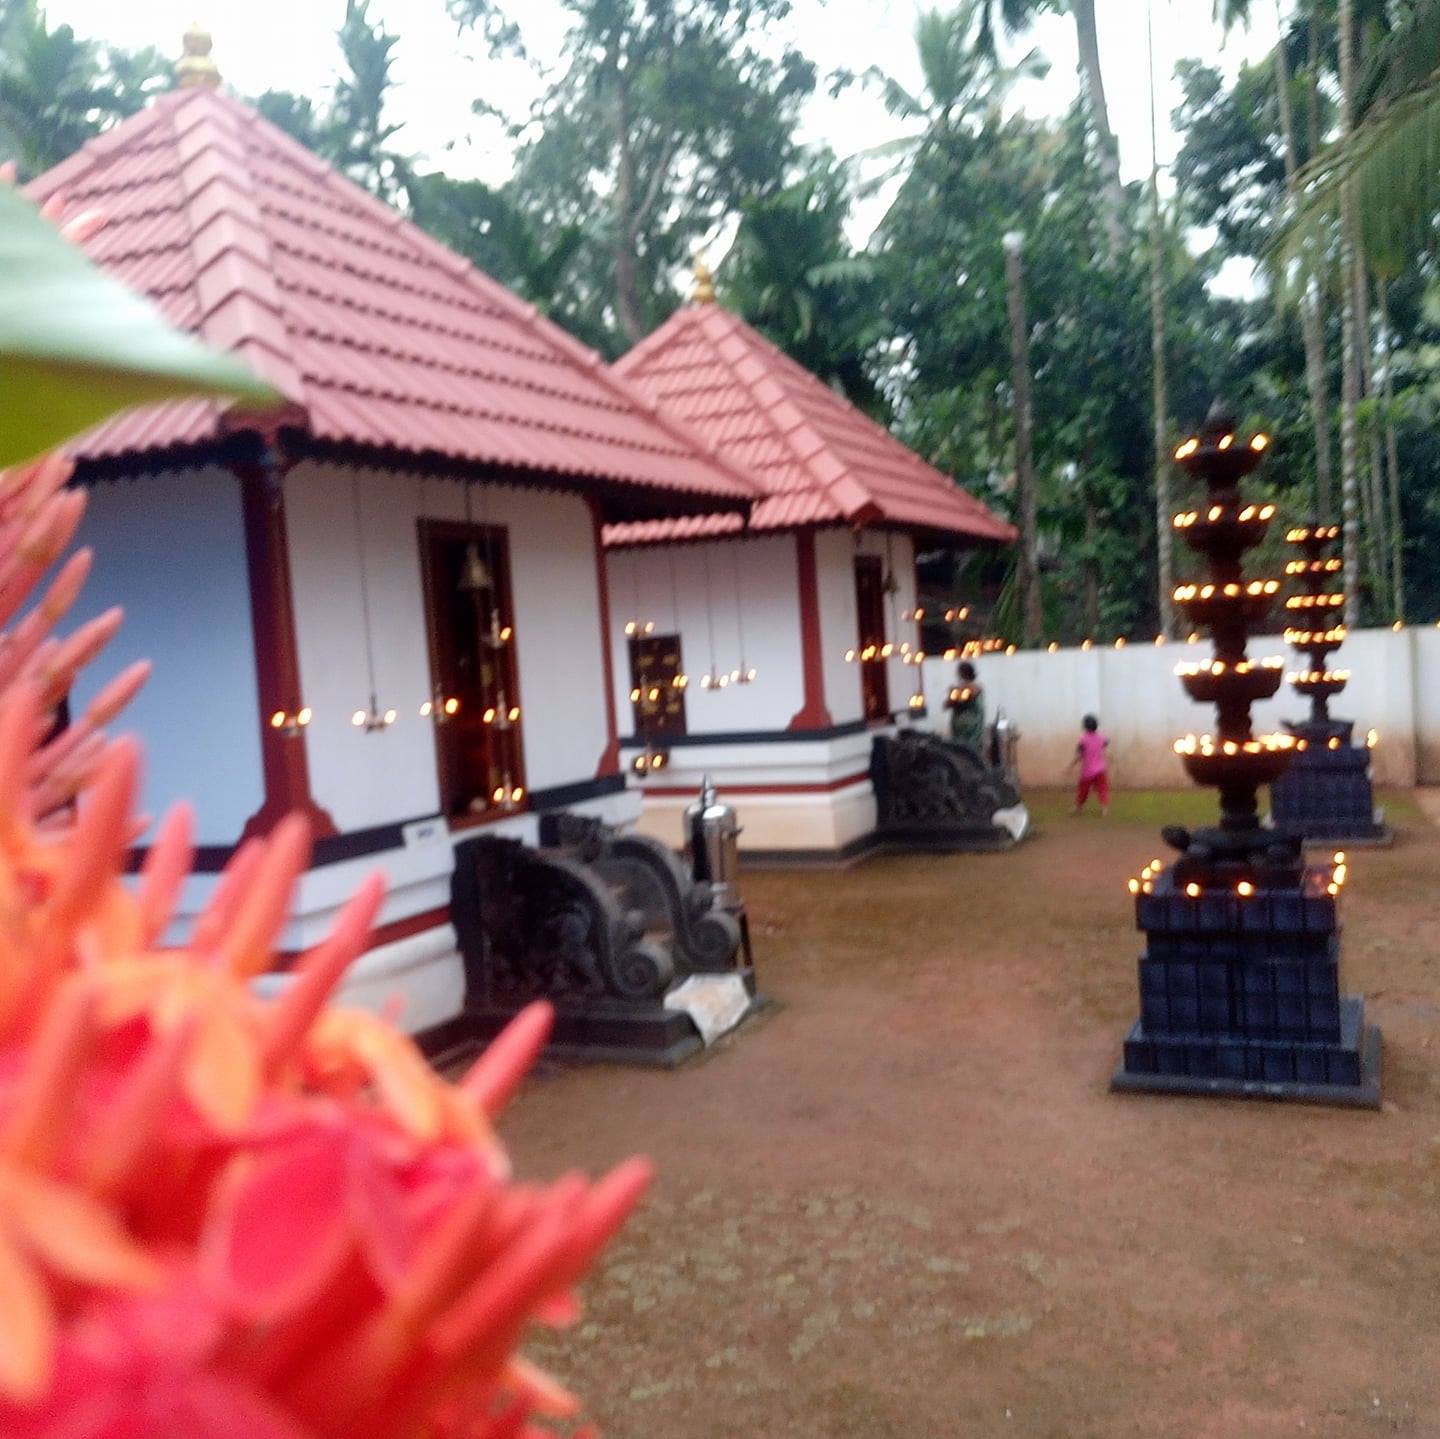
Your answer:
0;184;278;466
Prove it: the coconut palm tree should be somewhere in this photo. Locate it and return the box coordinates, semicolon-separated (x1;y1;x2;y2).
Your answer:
870;3;1045;166
1276;0;1440;275
0;1;165;177
1336;0;1363;622
721;163;887;414
973;0;1126;253
1216;0;1334;518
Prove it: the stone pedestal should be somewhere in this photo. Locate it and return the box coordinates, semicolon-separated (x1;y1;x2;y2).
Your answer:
870;730;1025;852
450;817;758;1067
1112;855;1381;1108
1271;720;1390;844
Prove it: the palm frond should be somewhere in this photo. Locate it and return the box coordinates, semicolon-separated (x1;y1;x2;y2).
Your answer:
1270;68;1440;280
1357;0;1440;117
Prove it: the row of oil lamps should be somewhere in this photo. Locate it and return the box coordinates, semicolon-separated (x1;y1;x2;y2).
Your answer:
1172;733;1299;758
1172;501;1277;528
1171;730;1378;756
1173;580;1282;601
1175;658;1285;677
267;690;509;737
1125;852;1349;900
958;618;1432;651
271;611;518;737
623;616;756;691
1173;432;1270;460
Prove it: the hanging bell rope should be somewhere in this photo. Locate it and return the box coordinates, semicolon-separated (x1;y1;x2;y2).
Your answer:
730;541;754;684
349;473;394;733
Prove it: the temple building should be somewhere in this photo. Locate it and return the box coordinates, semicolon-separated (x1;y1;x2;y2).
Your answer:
604;271;1016;860
25;38;759;1039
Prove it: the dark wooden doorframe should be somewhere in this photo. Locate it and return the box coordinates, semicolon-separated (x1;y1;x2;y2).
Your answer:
418;518;527;822
854;554;890;722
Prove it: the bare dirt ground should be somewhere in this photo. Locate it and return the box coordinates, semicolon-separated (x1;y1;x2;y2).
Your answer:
506;789;1440;1439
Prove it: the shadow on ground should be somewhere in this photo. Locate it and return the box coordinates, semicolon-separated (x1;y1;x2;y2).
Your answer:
502;788;1439;1439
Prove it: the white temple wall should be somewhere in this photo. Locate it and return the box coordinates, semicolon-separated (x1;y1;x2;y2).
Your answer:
923;627;1439;789
608;527;925;855
605;533;805;735
623;726;903;854
1414;626;1440;782
71;468;265;844
285;461;613;832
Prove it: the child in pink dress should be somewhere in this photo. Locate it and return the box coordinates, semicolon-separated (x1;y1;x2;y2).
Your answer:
1069;713;1110;815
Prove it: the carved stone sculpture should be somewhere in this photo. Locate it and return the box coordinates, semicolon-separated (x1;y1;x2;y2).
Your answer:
452;811;752;1066
870;730;1023;851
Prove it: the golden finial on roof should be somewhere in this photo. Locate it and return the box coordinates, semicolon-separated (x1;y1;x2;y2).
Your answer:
176;22;221;90
691;252;716;305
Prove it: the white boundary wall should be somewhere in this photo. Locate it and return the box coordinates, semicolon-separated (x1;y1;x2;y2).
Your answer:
922;626;1440;789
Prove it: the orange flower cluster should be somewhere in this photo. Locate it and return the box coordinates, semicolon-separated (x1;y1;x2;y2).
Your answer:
0;459;649;1437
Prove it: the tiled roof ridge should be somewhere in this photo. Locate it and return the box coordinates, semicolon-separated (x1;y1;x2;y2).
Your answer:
611;304;706;381
21;87;759;499
702;305;996;518
215;102;761;498
169;92;307;408
610;303;1015;544
24;93;178;204
694;307;875;521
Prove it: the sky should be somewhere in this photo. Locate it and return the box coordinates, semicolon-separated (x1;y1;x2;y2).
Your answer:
47;0;1282;289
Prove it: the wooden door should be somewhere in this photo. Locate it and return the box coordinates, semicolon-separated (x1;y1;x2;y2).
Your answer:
419;519;526;819
854;555;890;722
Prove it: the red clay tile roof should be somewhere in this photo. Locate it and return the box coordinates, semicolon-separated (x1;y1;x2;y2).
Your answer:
25;88;756;503
604;512;745;545
608;303;1016;545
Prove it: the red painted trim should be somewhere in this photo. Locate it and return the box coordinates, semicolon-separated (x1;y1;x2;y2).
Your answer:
639;772;871;797
787;529;833;730
590;498;622;778
277;904;452;963
237;462;337;841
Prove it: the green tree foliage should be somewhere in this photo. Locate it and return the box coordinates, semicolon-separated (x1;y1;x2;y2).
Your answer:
251;1;411;204
0;0;167;177
453;0;816;347
877;95;1284;639
1278;0;1440;276
720;158;886;414
406;172;611;348
8;0;1440;629
1174;58;1295;259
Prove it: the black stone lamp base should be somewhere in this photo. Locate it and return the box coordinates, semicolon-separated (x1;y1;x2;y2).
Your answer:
1109;868;1382;1110
1270;719;1391;845
1113;999;1381;1108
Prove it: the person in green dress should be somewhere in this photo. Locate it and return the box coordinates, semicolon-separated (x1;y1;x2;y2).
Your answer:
945;661;986;751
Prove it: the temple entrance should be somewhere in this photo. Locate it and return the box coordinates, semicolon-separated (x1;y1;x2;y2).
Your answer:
419;519;527;819
854;554;889;722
